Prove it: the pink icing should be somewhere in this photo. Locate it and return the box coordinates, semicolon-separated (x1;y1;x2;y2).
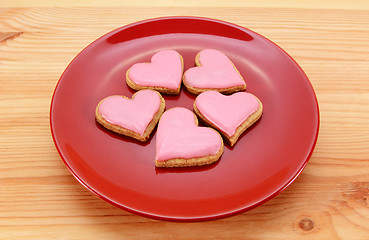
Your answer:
184;49;245;89
195;91;260;136
156;107;222;161
128;50;183;89
98;90;161;135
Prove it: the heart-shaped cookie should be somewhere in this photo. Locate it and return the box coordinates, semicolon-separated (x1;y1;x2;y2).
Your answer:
155;107;224;167
126;50;184;95
96;90;165;142
194;91;262;146
183;49;246;95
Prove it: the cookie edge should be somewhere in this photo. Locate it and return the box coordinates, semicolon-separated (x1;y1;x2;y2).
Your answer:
155;147;224;167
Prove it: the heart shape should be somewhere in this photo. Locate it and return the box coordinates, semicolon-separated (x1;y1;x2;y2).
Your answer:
96;90;165;141
183;49;246;94
155;107;224;167
194;91;262;146
126;50;183;94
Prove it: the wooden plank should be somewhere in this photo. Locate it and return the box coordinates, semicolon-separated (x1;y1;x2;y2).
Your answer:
0;0;368;10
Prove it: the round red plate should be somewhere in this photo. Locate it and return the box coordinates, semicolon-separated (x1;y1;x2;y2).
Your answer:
50;17;319;221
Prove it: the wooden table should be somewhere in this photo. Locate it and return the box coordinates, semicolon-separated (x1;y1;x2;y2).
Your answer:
1;1;369;239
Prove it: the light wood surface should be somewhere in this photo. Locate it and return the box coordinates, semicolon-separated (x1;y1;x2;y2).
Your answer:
1;1;369;239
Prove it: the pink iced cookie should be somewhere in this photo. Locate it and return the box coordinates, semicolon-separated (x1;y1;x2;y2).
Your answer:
96;90;165;142
183;49;246;95
126;50;184;95
194;91;263;146
155;107;224;167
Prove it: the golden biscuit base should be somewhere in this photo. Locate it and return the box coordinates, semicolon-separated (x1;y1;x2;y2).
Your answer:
155;148;224;167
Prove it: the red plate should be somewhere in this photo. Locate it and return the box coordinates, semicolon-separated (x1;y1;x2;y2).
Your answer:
50;17;319;221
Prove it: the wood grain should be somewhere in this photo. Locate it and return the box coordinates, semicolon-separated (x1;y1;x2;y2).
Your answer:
1;4;369;240
1;0;369;10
